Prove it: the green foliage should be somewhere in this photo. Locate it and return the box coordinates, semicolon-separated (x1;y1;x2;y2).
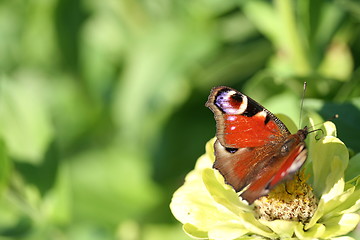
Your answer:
0;0;359;239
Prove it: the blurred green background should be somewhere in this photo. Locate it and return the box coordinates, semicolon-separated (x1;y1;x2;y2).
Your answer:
0;0;360;239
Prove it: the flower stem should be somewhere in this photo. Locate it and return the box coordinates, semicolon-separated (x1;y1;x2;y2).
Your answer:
275;0;310;75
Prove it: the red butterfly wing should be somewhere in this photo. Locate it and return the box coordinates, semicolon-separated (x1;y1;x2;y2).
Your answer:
206;86;290;148
206;86;308;204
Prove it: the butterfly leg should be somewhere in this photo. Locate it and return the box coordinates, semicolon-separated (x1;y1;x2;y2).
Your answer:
284;182;292;195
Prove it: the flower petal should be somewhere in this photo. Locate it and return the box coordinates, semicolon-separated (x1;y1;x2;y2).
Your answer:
306;177;360;230
237;211;276;239
305;201;325;230
311;136;348;196
321;213;360;239
202;169;276;238
259;219;297;238
202;168;251;213
171;139;262;238
170;168;238;230
208;222;249;240
183;223;208;239
305;177;346;230
327;177;360;215
322;121;337;137
295;222;326;239
237;236;267;240
330;237;356;240
339;189;360;214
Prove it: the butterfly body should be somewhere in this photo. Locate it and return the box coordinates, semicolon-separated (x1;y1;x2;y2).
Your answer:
206;86;308;204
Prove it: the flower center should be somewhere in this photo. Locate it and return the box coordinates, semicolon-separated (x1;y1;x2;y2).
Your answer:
253;170;318;223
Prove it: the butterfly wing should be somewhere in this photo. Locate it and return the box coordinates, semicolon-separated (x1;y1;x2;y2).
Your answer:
206;86;308;204
214;138;307;203
206;86;290;148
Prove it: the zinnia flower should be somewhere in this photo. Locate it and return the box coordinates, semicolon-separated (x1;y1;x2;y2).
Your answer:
170;114;360;239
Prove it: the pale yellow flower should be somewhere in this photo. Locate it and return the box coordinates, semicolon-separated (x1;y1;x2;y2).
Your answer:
170;115;360;239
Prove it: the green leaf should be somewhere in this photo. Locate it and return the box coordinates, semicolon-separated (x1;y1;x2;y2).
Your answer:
345;153;360;181
318;42;353;81
69;145;161;225
194;138;216;170
265;93;301;129
142;223;195;240
276;114;298;134
0;139;11;194
0;76;53;164
241;1;278;43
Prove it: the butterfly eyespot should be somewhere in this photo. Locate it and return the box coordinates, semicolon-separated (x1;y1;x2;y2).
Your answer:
232;93;243;101
225;147;238;153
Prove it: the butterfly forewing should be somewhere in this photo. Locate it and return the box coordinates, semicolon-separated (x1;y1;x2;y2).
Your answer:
206;86;290;148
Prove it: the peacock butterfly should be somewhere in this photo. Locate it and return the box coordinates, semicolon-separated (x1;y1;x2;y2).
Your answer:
206;86;308;204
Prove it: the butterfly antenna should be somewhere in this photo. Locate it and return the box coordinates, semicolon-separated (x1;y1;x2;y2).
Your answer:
308;114;339;131
308;128;324;140
299;82;307;128
329;114;339;121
